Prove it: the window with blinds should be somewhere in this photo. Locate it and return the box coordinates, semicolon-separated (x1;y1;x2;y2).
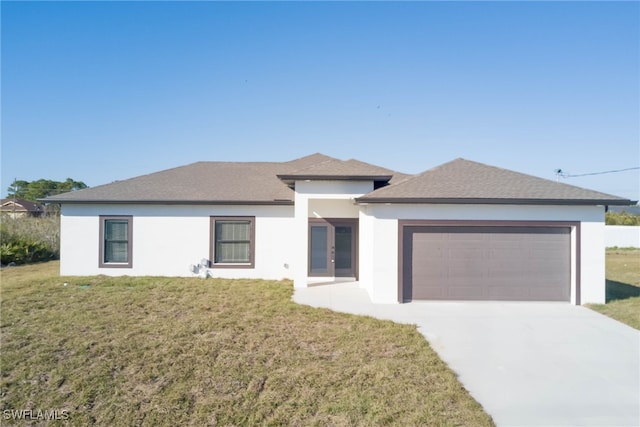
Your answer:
105;220;129;262
211;217;255;267
99;216;132;268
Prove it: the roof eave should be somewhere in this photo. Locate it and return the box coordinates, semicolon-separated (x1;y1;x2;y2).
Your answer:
39;199;294;206
277;174;392;185
355;197;636;206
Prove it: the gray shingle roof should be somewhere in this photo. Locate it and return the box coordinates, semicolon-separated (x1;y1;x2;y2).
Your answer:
357;158;633;205
277;157;407;184
42;155;633;206
43;154;337;204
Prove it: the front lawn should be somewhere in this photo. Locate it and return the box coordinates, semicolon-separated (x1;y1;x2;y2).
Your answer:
588;249;640;330
0;262;493;426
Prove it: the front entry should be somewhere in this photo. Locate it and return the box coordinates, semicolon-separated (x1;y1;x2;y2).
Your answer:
308;219;358;278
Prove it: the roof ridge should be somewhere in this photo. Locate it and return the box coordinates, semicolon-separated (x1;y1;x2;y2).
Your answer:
368;158;452;191
286;157;340;174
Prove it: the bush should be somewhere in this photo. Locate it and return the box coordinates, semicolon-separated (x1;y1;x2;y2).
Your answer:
0;216;60;265
605;211;640;226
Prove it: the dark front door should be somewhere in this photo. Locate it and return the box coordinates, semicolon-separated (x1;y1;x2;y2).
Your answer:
309;219;357;277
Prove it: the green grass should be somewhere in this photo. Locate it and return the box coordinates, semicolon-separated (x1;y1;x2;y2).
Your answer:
0;262;493;426
588;249;640;330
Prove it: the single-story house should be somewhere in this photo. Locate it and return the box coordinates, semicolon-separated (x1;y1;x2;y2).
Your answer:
43;153;634;304
0;198;44;218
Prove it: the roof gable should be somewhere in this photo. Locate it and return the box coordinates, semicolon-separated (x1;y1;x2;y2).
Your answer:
284;153;337;170
277;157;402;184
358;158;632;205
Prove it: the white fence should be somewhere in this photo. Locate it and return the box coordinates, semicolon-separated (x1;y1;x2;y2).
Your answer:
605;225;640;248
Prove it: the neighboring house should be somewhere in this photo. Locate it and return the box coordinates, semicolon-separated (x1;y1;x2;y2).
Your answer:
43;153;634;305
0;198;44;218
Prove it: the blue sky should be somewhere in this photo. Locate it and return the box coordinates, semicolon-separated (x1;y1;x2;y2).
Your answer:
2;1;639;201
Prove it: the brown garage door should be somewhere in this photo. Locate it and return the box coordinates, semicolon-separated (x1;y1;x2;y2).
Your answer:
402;226;571;302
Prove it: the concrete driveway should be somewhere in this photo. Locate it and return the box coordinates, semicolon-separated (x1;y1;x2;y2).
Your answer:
294;282;640;427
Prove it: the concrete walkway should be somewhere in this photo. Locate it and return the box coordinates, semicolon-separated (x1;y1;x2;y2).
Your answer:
294;282;640;427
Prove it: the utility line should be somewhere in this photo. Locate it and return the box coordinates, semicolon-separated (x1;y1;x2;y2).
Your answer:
555;166;640;179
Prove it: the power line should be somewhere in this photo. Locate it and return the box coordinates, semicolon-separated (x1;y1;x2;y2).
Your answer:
554;166;640;180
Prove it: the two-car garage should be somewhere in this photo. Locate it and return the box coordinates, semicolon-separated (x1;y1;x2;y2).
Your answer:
355;158;628;305
399;221;577;303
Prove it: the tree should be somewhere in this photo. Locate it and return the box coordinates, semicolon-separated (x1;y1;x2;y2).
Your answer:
7;178;88;202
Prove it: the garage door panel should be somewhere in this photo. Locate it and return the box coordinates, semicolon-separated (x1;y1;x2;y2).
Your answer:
404;226;571;302
531;249;564;260
413;234;443;244
413;271;446;281
530;286;566;300
448;234;486;243
448;286;485;299
527;261;565;273
413;285;485;300
448;248;484;259
488;266;527;277
530;243;566;254
489;234;524;243
413;247;443;259
488;286;531;299
412;286;445;299
490;248;521;258
448;262;486;278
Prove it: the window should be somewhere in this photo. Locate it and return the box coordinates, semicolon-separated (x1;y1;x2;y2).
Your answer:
99;216;132;268
210;217;255;268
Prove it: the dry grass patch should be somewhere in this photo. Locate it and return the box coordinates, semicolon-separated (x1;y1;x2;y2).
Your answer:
588;249;640;330
1;262;493;426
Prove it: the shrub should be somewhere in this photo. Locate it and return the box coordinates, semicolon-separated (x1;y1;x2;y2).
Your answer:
0;216;60;265
605;211;640;226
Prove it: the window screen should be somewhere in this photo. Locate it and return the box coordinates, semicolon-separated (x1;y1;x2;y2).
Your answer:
104;219;129;263
215;220;251;263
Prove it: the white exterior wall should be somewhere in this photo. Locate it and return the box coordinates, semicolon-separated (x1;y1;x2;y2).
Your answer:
357;208;398;301
580;219;606;303
358;209;375;294
605;225;640;248
359;204;606;305
60;196;608;305
60;204;296;279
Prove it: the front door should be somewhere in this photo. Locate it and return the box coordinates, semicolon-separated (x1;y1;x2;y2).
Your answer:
309;219;357;277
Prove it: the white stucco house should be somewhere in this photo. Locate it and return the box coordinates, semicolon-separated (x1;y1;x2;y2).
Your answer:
44;153;634;305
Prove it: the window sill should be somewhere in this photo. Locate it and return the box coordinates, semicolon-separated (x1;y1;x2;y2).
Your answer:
99;263;132;269
210;263;254;269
